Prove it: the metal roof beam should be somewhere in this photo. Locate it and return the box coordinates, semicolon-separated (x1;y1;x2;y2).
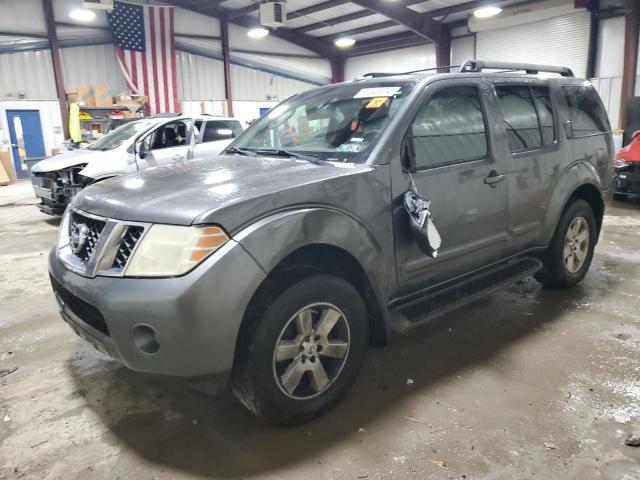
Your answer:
349;0;443;41
162;0;336;58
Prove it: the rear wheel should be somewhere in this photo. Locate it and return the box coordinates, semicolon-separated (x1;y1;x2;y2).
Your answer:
231;274;368;425
535;199;597;289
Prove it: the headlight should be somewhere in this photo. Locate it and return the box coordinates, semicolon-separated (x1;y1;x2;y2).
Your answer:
615;159;629;169
58;208;71;249
125;225;229;277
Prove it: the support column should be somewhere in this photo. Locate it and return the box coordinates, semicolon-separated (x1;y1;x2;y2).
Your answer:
435;25;451;73
586;0;600;80
221;19;234;117
620;0;640;129
42;0;69;139
331;55;345;83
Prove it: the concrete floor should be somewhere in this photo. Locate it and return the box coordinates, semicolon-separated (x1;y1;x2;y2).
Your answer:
1;180;640;480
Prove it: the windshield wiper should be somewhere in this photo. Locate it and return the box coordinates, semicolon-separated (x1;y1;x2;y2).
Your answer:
255;149;331;166
226;147;258;156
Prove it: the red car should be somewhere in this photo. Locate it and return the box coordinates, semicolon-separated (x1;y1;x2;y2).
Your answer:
615;130;640;199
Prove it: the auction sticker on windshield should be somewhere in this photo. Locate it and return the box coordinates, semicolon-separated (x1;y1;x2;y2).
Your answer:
354;87;401;98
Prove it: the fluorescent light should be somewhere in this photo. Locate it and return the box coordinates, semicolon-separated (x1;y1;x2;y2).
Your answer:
247;28;269;39
473;6;502;18
69;9;96;22
334;37;356;48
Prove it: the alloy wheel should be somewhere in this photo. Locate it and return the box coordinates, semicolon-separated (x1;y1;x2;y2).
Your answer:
564;216;589;274
272;303;350;400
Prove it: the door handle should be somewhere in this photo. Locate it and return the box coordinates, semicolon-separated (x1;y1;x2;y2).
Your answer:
484;170;505;187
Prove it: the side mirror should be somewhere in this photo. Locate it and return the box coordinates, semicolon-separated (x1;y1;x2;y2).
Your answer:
137;142;147;160
632;130;640;140
401;134;416;172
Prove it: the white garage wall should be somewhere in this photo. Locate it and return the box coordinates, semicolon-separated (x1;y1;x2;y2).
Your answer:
60;44;126;94
176;50;226;101
0;50;57;100
476;11;590;79
344;44;437;80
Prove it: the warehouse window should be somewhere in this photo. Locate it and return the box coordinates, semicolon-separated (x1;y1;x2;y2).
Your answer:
495;85;542;152
563;85;610;137
410;86;488;169
202;121;243;142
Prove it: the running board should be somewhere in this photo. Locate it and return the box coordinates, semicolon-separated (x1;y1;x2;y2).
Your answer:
390;257;543;333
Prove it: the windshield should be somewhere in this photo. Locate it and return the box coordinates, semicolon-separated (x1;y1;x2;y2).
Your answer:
231;81;415;163
88;121;153;151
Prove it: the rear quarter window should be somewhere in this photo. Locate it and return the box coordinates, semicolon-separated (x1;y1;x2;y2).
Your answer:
563;85;610;137
202;121;243;142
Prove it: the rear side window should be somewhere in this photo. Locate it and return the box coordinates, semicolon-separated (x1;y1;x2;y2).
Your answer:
410;86;488;169
532;87;555;145
495;85;542;151
494;85;556;153
563;86;609;137
202;120;243;142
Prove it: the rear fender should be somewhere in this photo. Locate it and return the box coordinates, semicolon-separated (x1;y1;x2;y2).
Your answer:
541;161;603;244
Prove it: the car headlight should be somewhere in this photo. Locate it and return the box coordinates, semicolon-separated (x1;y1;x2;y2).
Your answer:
58;208;71;249
125;225;229;277
615;159;629;169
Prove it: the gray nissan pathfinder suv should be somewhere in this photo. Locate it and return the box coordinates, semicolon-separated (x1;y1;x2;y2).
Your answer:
49;61;614;425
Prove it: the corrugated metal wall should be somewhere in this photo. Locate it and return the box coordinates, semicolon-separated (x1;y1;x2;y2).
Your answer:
0;50;56;99
230;63;315;102
60;44;126;93
477;12;591;79
176;50;226;101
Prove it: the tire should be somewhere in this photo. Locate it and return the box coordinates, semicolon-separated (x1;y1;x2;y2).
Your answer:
613;193;628;201
535;199;597;289
231;274;368;425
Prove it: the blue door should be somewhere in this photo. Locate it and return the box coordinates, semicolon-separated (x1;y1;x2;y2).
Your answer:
6;110;46;179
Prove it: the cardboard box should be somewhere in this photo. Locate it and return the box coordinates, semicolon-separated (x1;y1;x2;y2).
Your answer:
123;111;143;119
0;150;16;184
66;84;96;107
93;84;113;107
114;91;148;106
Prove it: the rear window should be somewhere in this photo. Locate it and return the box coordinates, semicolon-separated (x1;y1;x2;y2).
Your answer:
563;85;609;137
203;121;243;142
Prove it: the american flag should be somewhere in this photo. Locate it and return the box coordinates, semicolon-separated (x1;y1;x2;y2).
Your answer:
108;1;179;114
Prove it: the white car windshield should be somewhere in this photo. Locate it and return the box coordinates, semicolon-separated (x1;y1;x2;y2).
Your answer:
88;121;153;151
231;81;415;163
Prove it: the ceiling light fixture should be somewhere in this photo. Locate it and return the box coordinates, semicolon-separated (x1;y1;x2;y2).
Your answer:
247;27;270;39
334;37;356;48
69;9;96;22
473;5;502;18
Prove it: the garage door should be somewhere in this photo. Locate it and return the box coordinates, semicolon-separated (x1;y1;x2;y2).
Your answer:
476;11;590;79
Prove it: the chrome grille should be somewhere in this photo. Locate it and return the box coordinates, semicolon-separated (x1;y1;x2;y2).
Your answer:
69;212;106;263
112;226;144;269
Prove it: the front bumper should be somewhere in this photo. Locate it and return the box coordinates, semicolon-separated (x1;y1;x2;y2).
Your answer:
31;176;68;215
614;166;640;195
48;240;267;378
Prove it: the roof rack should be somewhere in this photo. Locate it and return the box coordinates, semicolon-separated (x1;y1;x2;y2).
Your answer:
359;65;461;79
459;60;574;77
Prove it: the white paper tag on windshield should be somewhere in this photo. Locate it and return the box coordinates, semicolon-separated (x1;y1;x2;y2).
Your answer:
354;87;401;98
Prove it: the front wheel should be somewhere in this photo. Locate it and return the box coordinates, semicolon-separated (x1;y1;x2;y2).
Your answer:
535;199;597;289
231;274;368;425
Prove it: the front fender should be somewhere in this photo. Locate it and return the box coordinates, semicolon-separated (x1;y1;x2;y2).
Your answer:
234;206;390;309
541;161;603;244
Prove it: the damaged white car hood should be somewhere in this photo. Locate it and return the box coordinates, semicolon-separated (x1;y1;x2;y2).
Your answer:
31;149;109;173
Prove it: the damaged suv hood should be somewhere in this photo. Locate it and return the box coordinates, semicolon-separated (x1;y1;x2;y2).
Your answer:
72;155;375;230
31;149;106;173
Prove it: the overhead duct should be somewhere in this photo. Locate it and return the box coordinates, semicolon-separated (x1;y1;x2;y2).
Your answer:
82;0;114;10
468;0;579;32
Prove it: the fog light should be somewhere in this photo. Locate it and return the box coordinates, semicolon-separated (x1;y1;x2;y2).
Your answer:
132;324;160;355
